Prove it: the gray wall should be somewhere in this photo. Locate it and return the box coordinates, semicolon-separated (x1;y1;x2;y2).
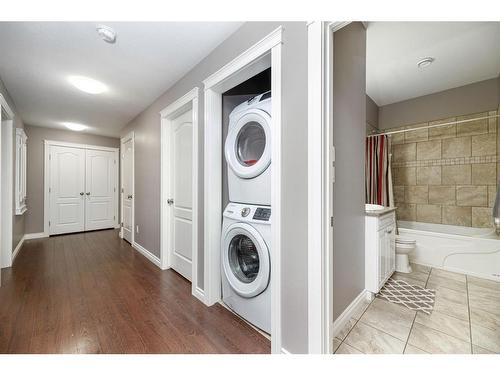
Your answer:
0;76;25;252
366;94;379;131
332;22;366;321
121;22;309;353
24;125;119;234
379;77;500;129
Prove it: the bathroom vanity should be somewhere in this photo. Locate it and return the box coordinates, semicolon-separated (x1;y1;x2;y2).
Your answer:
365;205;397;295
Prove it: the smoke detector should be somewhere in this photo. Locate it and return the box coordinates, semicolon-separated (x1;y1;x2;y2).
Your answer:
417;57;435;69
96;25;117;44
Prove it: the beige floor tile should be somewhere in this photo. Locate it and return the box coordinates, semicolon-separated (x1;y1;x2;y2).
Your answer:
405;269;431;283
468;284;500;314
467;276;500;291
415;311;470;342
427;273;467;293
431;268;466;283
470;306;500;332
332;338;342;353
392;272;426;287
471;323;500;353
335;318;357;341
344;321;406;354
473;345;496;354
407;323;471;354
351;297;372;320
360;298;416;341
404;344;429;354
335;342;363;354
410;263;431;274
433;286;469;321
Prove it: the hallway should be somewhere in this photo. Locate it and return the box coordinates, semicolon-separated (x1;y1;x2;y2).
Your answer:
0;230;270;353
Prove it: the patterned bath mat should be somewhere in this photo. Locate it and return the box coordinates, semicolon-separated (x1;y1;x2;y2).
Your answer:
377;278;436;314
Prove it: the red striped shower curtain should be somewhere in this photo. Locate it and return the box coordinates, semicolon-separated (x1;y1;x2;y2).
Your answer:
365;135;393;206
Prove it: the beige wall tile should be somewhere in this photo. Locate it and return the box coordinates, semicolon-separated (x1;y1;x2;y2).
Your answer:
472;163;497;185
393;167;416;186
488;110;497;133
472;133;496;156
405;186;429;204
442;206;472;227
390;127;405;145
429;186;455;205
394;186;405;203
457;186;488;207
417;166;441;185
397;204;416;221
417;140;441;161
457;112;488;137
442;136;471;158
393;143;416;162
488;185;497;208
429;117;457;140
442;165;471;185
405;123;428;143
416;204;442;223
472;207;493;228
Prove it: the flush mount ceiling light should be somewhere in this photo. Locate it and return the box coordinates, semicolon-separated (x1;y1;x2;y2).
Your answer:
68;75;108;94
417;57;435;69
96;25;117;44
63;122;88;132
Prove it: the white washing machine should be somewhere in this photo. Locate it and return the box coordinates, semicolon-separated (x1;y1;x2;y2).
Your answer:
225;91;271;206
221;202;271;333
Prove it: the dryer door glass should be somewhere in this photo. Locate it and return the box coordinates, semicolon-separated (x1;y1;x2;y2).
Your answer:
236;122;266;167
228;234;260;283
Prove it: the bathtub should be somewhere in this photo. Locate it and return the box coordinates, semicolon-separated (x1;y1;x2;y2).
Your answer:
398;221;500;281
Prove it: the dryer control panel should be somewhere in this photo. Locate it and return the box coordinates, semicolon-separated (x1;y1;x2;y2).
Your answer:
253;207;271;221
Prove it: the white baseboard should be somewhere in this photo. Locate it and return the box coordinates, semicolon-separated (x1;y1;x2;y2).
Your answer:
12;235;25;263
24;232;48;240
192;285;206;304
281;348;292;354
132;241;161;268
331;289;370;339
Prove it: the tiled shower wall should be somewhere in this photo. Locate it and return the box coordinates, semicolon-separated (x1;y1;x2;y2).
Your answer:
391;110;499;228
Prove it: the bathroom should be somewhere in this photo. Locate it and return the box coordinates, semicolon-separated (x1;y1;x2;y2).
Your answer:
333;21;500;354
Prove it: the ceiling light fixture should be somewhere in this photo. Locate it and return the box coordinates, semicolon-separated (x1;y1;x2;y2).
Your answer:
96;25;117;44
63;122;88;132
417;57;435;69
68;75;108;94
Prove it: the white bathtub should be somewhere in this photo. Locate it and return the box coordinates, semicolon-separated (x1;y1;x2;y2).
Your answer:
398;221;500;281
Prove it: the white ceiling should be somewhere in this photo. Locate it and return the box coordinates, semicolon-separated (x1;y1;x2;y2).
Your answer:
366;22;500;106
0;22;242;137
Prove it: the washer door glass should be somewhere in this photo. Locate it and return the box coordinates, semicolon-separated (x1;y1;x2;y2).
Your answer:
236;122;266;167
228;234;260;283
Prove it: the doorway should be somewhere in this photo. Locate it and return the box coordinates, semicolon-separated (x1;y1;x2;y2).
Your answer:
120;132;134;244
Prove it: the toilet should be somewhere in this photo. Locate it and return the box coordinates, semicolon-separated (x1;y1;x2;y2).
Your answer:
395;236;416;273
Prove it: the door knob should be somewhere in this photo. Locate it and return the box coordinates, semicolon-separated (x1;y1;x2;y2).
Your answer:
128;195;133;199
167;198;174;205
86;192;91;196
80;192;84;196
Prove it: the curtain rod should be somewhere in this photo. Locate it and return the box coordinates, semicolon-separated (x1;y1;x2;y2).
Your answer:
367;114;500;138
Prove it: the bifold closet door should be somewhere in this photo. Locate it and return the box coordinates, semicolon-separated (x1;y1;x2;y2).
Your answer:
49;145;86;235
85;149;117;231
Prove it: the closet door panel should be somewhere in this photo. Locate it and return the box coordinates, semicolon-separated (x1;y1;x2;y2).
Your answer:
85;149;116;230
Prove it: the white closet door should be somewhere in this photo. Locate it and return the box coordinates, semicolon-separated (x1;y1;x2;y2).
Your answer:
85;149;116;231
169;109;193;280
121;137;134;243
49;145;85;235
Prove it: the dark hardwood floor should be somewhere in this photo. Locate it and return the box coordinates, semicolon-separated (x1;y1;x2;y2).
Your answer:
0;229;270;354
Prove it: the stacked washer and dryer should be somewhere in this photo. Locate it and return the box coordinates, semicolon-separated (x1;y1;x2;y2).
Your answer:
221;91;272;334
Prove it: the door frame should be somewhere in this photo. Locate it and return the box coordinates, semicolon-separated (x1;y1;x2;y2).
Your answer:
43;140;119;236
307;21;351;353
0;93;15;270
119;131;135;243
159;87;200;301
202;26;282;354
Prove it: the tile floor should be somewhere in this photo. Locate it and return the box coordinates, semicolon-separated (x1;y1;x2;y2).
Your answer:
333;264;500;354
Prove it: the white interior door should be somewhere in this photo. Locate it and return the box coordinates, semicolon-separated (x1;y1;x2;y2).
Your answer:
168;109;193;280
85;149;117;231
121;135;134;243
49;145;85;235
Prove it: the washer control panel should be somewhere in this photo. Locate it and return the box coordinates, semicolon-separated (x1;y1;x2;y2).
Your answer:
241;207;251;217
253;207;271;221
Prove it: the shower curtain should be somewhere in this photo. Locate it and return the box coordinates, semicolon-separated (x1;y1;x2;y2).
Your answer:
365;134;394;207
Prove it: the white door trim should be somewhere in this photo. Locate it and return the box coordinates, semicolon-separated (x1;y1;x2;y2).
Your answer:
202;26;283;354
120;131;135;243
307;21;351;354
44;140;119;236
160;87;201;303
0;94;15;270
